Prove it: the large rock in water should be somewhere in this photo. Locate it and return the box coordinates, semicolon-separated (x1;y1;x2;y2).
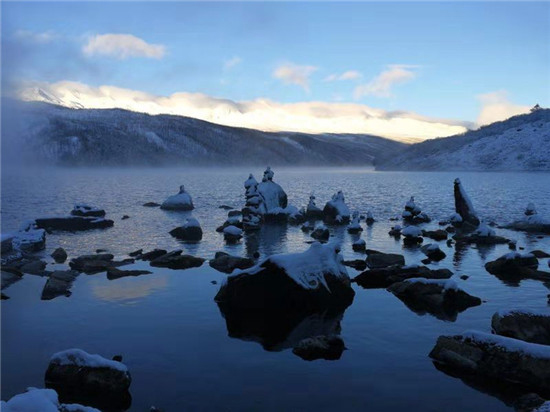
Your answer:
45;349;131;409
292;335;345;361
366;251;405;269
429;331;550;394
149;250;204;270
323;191;351;224
485;252;550;282
453;178;480;230
35;217;113;232
209;252;254;274
492;310;550;345
169;217;203;242
215;242;355;312
41;270;79;300
257;167;288;217
160;185;194;210
388;278;481;321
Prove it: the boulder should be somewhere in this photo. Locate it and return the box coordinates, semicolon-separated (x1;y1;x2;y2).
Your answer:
71;204;106;218
388;278;481;321
323;191;351;224
454;222;509;245
429;331;550;394
223;225;243;243
209;253;255;274
215;243;355;313
311;226;330;241
128;249;143;257
292;335;345;361
150;250;204;270
352;239;366;252
51;247;68;263
402;196;431;224
453;178;480;229
257;167;288;216
401;226;423;245
388;225;402;237
45;348;131;397
306;195;324;220
366;252;405;269
347;211;363;234
35;217;113;232
343;259;367;271
485;253;549;281
492;310;550;345
69;254;134;274
421;244;446;261
12;221;46;251
422;229;448;241
160;185;194;210
138;249;167;261
242;174;264;231
41;270;79;300
505;203;550;234
20;259;47;275
531;250;550;259
169;217;203;242
353;264;453;289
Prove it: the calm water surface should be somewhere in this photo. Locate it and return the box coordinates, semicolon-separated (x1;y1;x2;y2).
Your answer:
2;168;550;411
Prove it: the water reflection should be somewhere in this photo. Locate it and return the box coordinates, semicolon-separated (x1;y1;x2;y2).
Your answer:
91;275;169;302
217;303;350;354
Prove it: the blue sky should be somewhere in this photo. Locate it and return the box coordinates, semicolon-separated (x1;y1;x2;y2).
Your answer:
2;1;549;140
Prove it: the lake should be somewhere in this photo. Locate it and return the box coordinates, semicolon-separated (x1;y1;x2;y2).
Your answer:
2;167;550;411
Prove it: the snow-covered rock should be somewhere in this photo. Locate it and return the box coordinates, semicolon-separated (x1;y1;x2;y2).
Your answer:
402;196;430;224
257;167;288;218
492;309;550;345
70;204;105;218
505;203;550;234
1;387;100;412
215;242;355;312
453;178;480;229
12;221;46;252
429;330;550;393
388;278;481;321
352;238;366;252
242;174;264;231
347;211;363;234
311;224;330;241
365;210;375;224
401;225;423;244
169;217;203;242
45;349;131;393
485;252;548;281
388;225;402;237
420;243;446;261
323;191;351;224
306;195;323;220
223;225;243;243
160;185;194;211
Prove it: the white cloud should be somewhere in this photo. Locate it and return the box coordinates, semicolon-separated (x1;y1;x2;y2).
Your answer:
273;63;318;92
354;65;417;99
83;34;165;59
476;90;530;126
324;70;362;82
224;56;242;70
14;30;58;44
17;80;470;143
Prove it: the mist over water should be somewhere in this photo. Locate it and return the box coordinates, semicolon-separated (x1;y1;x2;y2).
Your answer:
2;167;550;411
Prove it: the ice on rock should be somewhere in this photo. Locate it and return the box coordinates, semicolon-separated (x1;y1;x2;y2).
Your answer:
257;167;288;215
242;174;264;230
160;185;194;211
473;221;496;237
453;178;480;229
12;221;46;252
50;348;128;372
402;196;430;224
323;191;351;224
306;194;323;219
347;211;363;233
402;226;423;238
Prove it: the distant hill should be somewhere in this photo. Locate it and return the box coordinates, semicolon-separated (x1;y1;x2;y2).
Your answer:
375;108;550;171
1;100;406;167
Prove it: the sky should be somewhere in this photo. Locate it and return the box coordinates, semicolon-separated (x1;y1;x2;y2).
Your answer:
2;1;549;141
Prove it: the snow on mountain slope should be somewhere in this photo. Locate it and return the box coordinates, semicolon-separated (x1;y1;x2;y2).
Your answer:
1;100;406;167
375;108;550;171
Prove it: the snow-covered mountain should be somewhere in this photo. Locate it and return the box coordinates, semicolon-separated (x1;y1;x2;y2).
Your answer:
1;100;406;167
375;108;550;171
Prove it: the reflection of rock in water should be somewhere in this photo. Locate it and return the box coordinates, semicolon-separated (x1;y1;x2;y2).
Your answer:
244;230;260;259
47;384;132;411
217;303;348;352
453;241;468;266
257;223;289;256
432;362;545;410
475;243;496;261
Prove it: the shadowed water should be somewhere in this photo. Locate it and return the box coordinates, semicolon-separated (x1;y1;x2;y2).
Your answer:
2;167;550;411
